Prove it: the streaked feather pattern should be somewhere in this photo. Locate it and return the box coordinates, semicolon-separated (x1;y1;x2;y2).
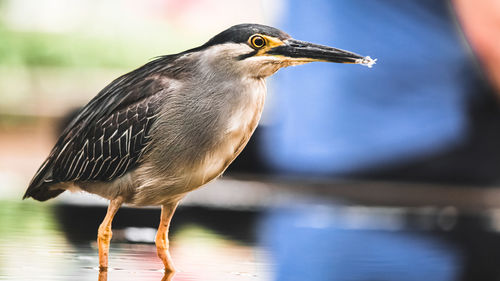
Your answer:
24;55;178;200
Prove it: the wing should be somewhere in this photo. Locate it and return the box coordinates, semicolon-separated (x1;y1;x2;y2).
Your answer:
24;56;176;200
52;88;162;182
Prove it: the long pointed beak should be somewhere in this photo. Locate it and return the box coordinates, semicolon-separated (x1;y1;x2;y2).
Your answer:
268;39;376;68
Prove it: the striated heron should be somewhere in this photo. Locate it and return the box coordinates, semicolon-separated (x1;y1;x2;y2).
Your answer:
23;23;375;272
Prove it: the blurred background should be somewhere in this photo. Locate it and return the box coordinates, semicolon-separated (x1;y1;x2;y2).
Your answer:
2;0;500;280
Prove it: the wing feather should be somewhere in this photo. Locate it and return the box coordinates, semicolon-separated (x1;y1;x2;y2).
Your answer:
24;56;178;200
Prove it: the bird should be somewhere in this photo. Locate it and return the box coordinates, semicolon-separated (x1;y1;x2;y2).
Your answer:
23;23;375;272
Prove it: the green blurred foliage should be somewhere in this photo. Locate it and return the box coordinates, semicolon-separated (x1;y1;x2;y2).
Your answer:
0;200;58;236
0;27;162;68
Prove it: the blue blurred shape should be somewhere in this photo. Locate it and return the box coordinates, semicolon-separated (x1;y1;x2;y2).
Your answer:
260;205;462;281
262;0;479;175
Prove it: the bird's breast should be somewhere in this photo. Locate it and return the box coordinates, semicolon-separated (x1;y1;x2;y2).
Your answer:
129;78;266;205
191;79;266;186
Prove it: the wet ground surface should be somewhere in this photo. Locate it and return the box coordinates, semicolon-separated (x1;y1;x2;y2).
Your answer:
0;200;271;281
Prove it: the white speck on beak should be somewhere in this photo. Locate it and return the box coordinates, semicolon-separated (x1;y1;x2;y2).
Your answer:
356;56;377;68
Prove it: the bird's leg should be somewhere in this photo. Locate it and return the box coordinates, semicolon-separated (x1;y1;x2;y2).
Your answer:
98;196;123;270
155;201;179;273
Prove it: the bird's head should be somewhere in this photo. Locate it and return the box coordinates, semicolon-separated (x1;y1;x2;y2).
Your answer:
192;23;376;78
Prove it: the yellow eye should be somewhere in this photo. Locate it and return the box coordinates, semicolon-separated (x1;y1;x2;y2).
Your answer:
250;35;266;49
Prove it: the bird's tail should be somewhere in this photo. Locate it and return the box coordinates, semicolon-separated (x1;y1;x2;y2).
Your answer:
23;158;64;201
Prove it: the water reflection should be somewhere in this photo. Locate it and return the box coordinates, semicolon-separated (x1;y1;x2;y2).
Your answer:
0;200;269;281
160;271;174;281
8;194;500;280
97;268;173;281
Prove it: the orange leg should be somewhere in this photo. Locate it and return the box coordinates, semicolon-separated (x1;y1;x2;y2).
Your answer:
98;196;123;270
155;202;179;273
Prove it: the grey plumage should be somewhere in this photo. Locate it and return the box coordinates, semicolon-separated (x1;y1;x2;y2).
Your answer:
24;23;374;206
25;30;272;205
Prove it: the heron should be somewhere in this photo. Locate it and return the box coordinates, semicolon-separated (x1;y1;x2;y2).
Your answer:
23;23;375;272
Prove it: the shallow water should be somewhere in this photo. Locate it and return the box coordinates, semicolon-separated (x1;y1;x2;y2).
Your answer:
0;200;271;281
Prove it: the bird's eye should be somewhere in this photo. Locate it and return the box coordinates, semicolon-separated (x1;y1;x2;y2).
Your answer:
250;35;266;49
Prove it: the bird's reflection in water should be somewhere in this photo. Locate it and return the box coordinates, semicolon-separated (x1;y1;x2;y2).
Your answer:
98;268;107;281
161;271;175;281
97;268;174;281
